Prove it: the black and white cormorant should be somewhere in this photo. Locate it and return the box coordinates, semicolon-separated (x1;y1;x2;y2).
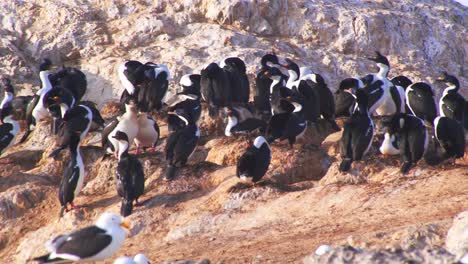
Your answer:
164;108;200;180
0;105;20;156
0;77;33;120
335;78;364;117
0;77;14;109
254;54;283;118
405;82;437;124
224;106;266;136
266;99;307;147
339;89;374;172
119;60;170;112
49;65;87;102
20;59;54;143
200;62;232;116
383;113;428;173
33;212;129;263
433;116;465;159
436;72;465;126
113;131;145;217
236;136;271;184
58;132;85;216
49;104;94;159
220;57;250;104
366;51;405;115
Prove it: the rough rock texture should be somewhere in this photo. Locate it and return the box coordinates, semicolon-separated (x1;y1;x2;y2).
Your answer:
0;0;466;104
446;210;468;258
0;1;467;263
303;245;457;264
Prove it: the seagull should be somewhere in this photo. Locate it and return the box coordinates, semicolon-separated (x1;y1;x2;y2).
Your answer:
33;212;130;263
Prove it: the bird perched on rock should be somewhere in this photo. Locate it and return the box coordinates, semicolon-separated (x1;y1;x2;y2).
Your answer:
102;100;139;158
58;132;85;216
339;89;374;172
113;131;145;216
383;113;428;173
405;82;437;125
119;60;170;113
436;72;465;127
33;212;130;263
236;136;271;184
433;116;465;160
0;105;20;157
165;108;200;180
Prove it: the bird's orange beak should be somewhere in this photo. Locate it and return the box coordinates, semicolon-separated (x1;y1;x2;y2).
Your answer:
120;220;131;229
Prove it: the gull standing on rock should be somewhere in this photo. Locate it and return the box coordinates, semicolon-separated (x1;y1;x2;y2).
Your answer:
33;212;130;263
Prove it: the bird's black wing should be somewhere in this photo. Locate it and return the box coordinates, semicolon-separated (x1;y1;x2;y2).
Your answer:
130;156;145;198
55;226;112;258
165;130;181;162
59;162;80;206
172;128;198;166
236;147;256;177
116;158;132;199
0;123;14;152
231;118;266;134
101;119;118;148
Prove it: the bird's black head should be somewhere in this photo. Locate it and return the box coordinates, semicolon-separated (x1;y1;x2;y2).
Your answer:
261;54;280;67
112;130;129;142
2;78;14;93
339;78;360;92
282;58;300;73
39;58;52;71
436;72;459;88
263;67;283;79
202;63;222;78
225;57;246;73
368;51;389;67
391;76;413;89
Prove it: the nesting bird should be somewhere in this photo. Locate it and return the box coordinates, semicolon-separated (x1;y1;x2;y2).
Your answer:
383;113;428;173
236;136;271;184
113;131;145;217
224;106;266;137
33;212;129;263
433;116;465;160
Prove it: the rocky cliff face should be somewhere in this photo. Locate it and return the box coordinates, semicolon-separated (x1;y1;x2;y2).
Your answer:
0;0;466;105
0;0;467;263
